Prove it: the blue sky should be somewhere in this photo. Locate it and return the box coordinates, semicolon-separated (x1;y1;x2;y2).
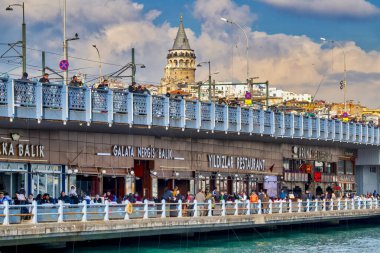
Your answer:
1;0;380;107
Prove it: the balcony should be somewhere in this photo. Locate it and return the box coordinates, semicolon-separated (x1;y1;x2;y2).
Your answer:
0;78;379;145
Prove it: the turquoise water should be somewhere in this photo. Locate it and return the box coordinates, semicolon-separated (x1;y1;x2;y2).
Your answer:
10;221;380;253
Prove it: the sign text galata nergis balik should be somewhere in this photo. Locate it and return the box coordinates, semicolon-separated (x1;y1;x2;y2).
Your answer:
112;145;173;160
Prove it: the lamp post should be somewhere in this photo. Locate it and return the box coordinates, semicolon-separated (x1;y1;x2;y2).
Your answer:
197;61;212;101
320;37;347;112
6;2;26;74
92;45;102;82
221;17;249;89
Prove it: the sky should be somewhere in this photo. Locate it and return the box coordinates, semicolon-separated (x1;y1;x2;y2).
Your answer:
0;0;380;107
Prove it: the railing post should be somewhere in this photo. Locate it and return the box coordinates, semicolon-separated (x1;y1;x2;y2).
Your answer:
279;200;283;213
288;199;292;213
107;88;114;126
7;79;15;120
163;96;169;128
81;200;87;222
193;200;198;217
314;200;318;212
143;199;149;219
376;199;379;209
258;200;262;214
161;199;166;218
221;199;226;216
104;200;109;221
124;201;130;220
323;199;326;212
36;82;43;122
236;106;242;133
248;108;253;134
234;200;239;216
358;199;361;210
58;200;64;222
178;199;183;218
3;201;9;225
370;199;373;209
297;199;301;213
146;95;152;126
363;199;367;209
195;101;201;131
85;86;92;125
345;198;348;210
208;199;212;217
330;199;334;211
31;200;38;224
246;200;250;215
61;84;68;122
127;92;133;127
351;198;355;210
269;199;272;214
179;98;186;130
306;199;310;212
337;199;341;211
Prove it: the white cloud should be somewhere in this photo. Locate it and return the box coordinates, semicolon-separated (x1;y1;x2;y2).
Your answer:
260;0;380;18
1;0;380;107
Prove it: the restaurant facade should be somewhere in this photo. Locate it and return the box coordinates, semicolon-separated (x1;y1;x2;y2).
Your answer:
0;126;361;200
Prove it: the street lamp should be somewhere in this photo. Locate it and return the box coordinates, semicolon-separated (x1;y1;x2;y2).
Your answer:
6;2;26;74
197;61;212;101
320;37;347;112
221;17;249;88
92;45;102;82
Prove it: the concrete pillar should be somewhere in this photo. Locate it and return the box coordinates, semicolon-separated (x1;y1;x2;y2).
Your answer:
288;199;292;213
306;199;310;212
314;200;318;212
246;200;250;215
351;199;355;210
193;200;198;217
104;200;109;221
221;200;226;216
81;200;87;222
178;200;183;217
279;200;283;213
161;199;166;218
234;200;239;216
269;199;272;214
258;200;262;214
58;200;64;222
337;199;341;211
208;199;212;217
143;199;149;219
297;199;301;213
323;199;326;212
3;201;9;225
345;199;348;210
31;200;38;224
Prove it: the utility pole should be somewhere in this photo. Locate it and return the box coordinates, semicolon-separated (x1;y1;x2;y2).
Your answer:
41;51;45;75
131;48;136;84
208;61;211;101
21;2;26;74
63;0;67;85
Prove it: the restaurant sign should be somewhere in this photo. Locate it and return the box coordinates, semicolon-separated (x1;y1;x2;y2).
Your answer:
292;146;332;162
207;154;265;171
0;142;45;158
112;145;174;160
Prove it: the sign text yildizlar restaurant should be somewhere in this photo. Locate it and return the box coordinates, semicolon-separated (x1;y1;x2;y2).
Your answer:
112;145;173;160
0;142;45;158
208;154;265;171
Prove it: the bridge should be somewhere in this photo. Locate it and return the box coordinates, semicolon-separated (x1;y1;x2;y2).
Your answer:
0;77;378;146
0;198;380;246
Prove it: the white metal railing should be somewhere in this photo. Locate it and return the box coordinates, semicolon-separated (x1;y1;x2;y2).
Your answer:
0;78;377;145
0;198;379;225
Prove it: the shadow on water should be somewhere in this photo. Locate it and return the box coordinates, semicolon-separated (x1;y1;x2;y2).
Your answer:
2;218;380;253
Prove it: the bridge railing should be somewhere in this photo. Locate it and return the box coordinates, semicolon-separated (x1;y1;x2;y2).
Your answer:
0;79;379;145
0;198;379;225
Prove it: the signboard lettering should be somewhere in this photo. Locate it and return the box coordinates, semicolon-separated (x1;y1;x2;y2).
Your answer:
208;154;265;171
0;142;44;158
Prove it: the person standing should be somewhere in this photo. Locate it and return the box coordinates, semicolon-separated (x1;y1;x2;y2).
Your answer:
39;73;50;83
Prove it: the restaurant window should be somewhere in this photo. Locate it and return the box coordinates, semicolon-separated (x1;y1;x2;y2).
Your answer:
0;163;28;197
370;167;377;173
346;161;354;175
338;160;345;175
31;164;62;199
314;161;323;173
